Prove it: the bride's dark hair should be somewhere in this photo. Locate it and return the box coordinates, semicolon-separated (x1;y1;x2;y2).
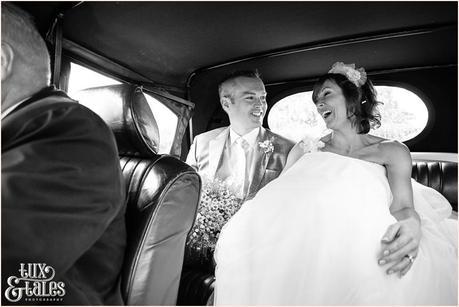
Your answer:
312;73;382;134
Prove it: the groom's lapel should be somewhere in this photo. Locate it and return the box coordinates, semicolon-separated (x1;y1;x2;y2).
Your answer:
208;127;229;179
247;128;273;197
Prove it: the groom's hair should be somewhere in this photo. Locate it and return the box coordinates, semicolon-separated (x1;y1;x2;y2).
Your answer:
218;70;262;100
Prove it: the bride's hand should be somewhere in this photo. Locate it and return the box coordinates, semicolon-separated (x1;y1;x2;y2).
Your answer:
377;217;421;277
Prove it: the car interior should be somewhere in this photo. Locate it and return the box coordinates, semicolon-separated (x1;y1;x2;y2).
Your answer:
15;1;458;305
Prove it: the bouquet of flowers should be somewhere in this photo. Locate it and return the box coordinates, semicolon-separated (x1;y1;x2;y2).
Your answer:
186;177;244;262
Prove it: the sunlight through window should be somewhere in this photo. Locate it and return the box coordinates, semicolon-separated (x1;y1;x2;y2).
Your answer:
144;94;178;154
268;86;429;143
68;62;180;154
67;63;121;98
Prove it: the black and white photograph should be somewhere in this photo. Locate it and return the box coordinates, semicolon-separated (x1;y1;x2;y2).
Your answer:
1;1;457;305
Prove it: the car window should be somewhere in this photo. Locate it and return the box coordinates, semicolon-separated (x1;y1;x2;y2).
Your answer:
144;94;179;154
68;62;179;154
67;62;121;98
268;85;429;143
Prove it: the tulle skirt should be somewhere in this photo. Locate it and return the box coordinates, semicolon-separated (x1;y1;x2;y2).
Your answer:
214;152;457;305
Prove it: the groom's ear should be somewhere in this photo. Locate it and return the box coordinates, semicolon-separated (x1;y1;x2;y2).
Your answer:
221;96;231;110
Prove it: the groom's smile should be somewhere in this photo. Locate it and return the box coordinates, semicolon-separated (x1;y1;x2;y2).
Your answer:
250;108;263;118
222;76;268;135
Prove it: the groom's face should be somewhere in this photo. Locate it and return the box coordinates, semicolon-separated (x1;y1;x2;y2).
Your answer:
222;76;267;133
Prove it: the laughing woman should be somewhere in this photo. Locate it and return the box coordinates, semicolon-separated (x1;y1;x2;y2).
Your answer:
214;62;457;305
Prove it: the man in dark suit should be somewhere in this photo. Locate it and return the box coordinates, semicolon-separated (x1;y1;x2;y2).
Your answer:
1;3;126;305
186;71;294;200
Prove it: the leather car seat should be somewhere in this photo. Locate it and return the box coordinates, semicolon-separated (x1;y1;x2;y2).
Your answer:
76;84;201;305
412;160;457;212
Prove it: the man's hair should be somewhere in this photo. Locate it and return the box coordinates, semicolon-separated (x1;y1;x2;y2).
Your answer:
218;70;262;99
1;3;51;84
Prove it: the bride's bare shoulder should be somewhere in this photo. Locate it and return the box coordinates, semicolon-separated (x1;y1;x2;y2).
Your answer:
377;139;409;152
365;134;386;145
376;139;411;165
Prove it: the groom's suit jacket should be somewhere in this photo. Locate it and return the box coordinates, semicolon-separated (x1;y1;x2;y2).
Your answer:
186;126;294;200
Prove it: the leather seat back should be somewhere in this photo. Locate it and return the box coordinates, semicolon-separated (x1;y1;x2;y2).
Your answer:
411;158;457;212
77;84;201;305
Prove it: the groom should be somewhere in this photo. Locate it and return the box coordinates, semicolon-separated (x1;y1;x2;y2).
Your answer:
186;70;294;200
181;71;294;304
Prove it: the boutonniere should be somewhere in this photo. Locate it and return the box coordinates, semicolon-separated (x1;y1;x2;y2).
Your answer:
258;138;275;154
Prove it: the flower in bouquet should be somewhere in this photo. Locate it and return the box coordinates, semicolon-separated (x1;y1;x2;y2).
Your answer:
186;177;244;256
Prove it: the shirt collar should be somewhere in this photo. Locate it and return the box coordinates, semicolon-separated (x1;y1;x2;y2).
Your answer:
229;127;260;148
1;96;31;120
1;86;58;120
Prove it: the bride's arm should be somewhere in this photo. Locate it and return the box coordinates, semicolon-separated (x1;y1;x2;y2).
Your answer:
378;141;421;277
280;142;305;175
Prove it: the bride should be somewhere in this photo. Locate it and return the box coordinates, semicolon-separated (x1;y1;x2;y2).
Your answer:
213;62;457;305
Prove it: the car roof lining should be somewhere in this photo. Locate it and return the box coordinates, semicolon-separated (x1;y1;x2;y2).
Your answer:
19;2;457;92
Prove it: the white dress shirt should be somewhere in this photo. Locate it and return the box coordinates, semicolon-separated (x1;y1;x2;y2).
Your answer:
216;127;260;198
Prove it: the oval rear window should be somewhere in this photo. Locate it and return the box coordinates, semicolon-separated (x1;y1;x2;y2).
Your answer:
268;85;429;143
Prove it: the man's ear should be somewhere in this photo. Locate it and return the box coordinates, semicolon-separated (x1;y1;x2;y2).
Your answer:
221;96;231;110
1;42;14;81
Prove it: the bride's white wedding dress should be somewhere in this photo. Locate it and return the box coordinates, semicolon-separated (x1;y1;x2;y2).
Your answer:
214;146;457;305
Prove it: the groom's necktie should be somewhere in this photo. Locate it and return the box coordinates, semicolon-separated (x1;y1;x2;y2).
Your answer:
232;137;250;198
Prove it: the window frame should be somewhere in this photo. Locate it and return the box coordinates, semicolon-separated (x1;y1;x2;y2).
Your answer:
143;90;181;155
267;81;434;146
64;57;191;156
63;56;127;91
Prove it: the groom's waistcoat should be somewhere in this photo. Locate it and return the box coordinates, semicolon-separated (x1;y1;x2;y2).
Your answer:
186;126;295;200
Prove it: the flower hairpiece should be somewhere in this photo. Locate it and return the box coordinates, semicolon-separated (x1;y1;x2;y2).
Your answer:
328;62;367;87
258;138;275;154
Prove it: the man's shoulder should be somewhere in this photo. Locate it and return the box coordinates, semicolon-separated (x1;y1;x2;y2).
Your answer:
18;90;109;130
3;90;115;149
9;89;83;119
193;126;228;142
265;129;295;148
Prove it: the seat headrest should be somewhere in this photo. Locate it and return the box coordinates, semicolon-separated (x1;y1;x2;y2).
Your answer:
76;84;160;156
